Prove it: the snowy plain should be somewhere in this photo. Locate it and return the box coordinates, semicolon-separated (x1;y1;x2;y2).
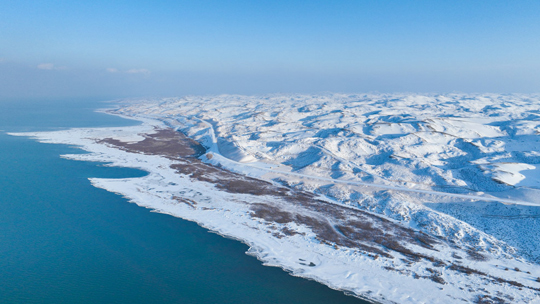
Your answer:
10;93;540;303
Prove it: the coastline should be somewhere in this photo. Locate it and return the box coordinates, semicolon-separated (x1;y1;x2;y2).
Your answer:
9;110;540;304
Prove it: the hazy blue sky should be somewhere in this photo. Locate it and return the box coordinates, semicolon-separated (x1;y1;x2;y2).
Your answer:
1;0;539;98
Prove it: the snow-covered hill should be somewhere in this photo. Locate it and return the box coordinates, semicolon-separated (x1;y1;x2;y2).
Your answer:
113;93;540;263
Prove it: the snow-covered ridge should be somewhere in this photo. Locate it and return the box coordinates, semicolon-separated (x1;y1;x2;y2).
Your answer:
112;93;540;263
114;93;540;191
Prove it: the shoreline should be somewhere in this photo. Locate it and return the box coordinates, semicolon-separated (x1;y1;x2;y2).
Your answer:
9;112;540;304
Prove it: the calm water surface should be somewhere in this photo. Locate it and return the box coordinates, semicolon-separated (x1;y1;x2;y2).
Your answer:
0;99;368;304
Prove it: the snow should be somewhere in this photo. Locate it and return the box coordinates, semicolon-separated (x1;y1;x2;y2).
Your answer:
110;94;540;255
9;93;540;303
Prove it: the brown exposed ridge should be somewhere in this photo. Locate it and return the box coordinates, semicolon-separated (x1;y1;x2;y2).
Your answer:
99;128;206;159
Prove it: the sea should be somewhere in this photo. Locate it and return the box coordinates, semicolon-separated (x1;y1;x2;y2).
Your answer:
0;98;368;304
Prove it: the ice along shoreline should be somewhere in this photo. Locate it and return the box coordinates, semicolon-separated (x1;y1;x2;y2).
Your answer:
9;105;540;304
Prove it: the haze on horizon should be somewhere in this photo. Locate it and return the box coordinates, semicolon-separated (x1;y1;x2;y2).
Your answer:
1;0;539;99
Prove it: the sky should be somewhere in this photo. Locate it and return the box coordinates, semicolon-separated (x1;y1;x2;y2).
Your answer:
1;0;539;99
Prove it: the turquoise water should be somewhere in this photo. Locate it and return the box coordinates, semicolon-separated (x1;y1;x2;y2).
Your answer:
0;99;367;304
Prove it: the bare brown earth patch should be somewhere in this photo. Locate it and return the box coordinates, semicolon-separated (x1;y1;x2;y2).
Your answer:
99;128;206;159
99;128;540;296
173;196;197;208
